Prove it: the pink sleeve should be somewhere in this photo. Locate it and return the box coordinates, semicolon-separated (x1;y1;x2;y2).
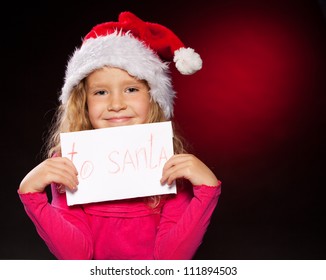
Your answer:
18;184;93;259
154;182;221;259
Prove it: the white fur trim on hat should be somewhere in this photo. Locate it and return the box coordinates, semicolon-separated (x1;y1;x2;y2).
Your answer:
60;31;175;119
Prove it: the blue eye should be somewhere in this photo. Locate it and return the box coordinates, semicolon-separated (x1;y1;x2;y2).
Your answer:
126;87;138;94
95;90;107;96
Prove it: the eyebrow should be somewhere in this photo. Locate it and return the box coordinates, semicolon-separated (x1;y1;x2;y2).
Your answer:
86;78;149;91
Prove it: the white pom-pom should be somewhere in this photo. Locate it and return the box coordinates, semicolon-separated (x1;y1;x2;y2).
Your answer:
173;47;203;75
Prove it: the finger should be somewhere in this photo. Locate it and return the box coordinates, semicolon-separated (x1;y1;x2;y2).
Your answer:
46;158;79;181
44;167;79;191
42;159;79;189
162;154;194;172
161;161;192;185
50;157;78;175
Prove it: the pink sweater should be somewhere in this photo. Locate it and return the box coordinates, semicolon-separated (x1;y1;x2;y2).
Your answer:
18;182;221;260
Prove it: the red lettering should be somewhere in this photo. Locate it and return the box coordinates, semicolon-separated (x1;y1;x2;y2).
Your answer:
122;150;136;172
68;142;78;162
107;151;120;174
158;147;168;166
136;147;148;169
80;161;94;179
149;133;157;169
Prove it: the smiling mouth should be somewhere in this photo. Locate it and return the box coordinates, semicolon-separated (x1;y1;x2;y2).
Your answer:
105;116;132;123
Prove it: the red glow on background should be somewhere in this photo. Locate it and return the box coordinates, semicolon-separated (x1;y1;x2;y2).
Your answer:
173;8;317;163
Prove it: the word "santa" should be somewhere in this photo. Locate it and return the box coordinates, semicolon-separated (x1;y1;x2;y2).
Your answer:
67;133;169;180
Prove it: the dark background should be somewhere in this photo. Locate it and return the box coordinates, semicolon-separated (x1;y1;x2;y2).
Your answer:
1;0;325;259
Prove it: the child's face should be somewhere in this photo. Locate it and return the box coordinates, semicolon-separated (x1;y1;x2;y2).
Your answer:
85;67;151;129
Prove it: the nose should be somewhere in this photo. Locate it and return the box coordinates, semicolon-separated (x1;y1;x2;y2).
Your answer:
107;93;127;112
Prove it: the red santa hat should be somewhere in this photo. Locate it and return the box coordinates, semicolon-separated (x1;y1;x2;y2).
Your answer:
60;11;202;119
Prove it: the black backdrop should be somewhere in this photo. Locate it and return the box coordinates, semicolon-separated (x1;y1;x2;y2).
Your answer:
2;0;325;259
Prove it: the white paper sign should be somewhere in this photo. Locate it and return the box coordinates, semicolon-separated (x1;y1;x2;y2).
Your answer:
60;121;176;206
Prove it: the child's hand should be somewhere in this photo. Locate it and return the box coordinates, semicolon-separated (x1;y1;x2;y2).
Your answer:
160;154;218;187
19;157;79;194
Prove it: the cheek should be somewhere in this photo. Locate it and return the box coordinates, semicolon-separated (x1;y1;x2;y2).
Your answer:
87;101;104;120
137;98;151;119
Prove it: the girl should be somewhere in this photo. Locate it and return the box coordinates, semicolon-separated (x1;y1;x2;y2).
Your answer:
18;11;221;260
